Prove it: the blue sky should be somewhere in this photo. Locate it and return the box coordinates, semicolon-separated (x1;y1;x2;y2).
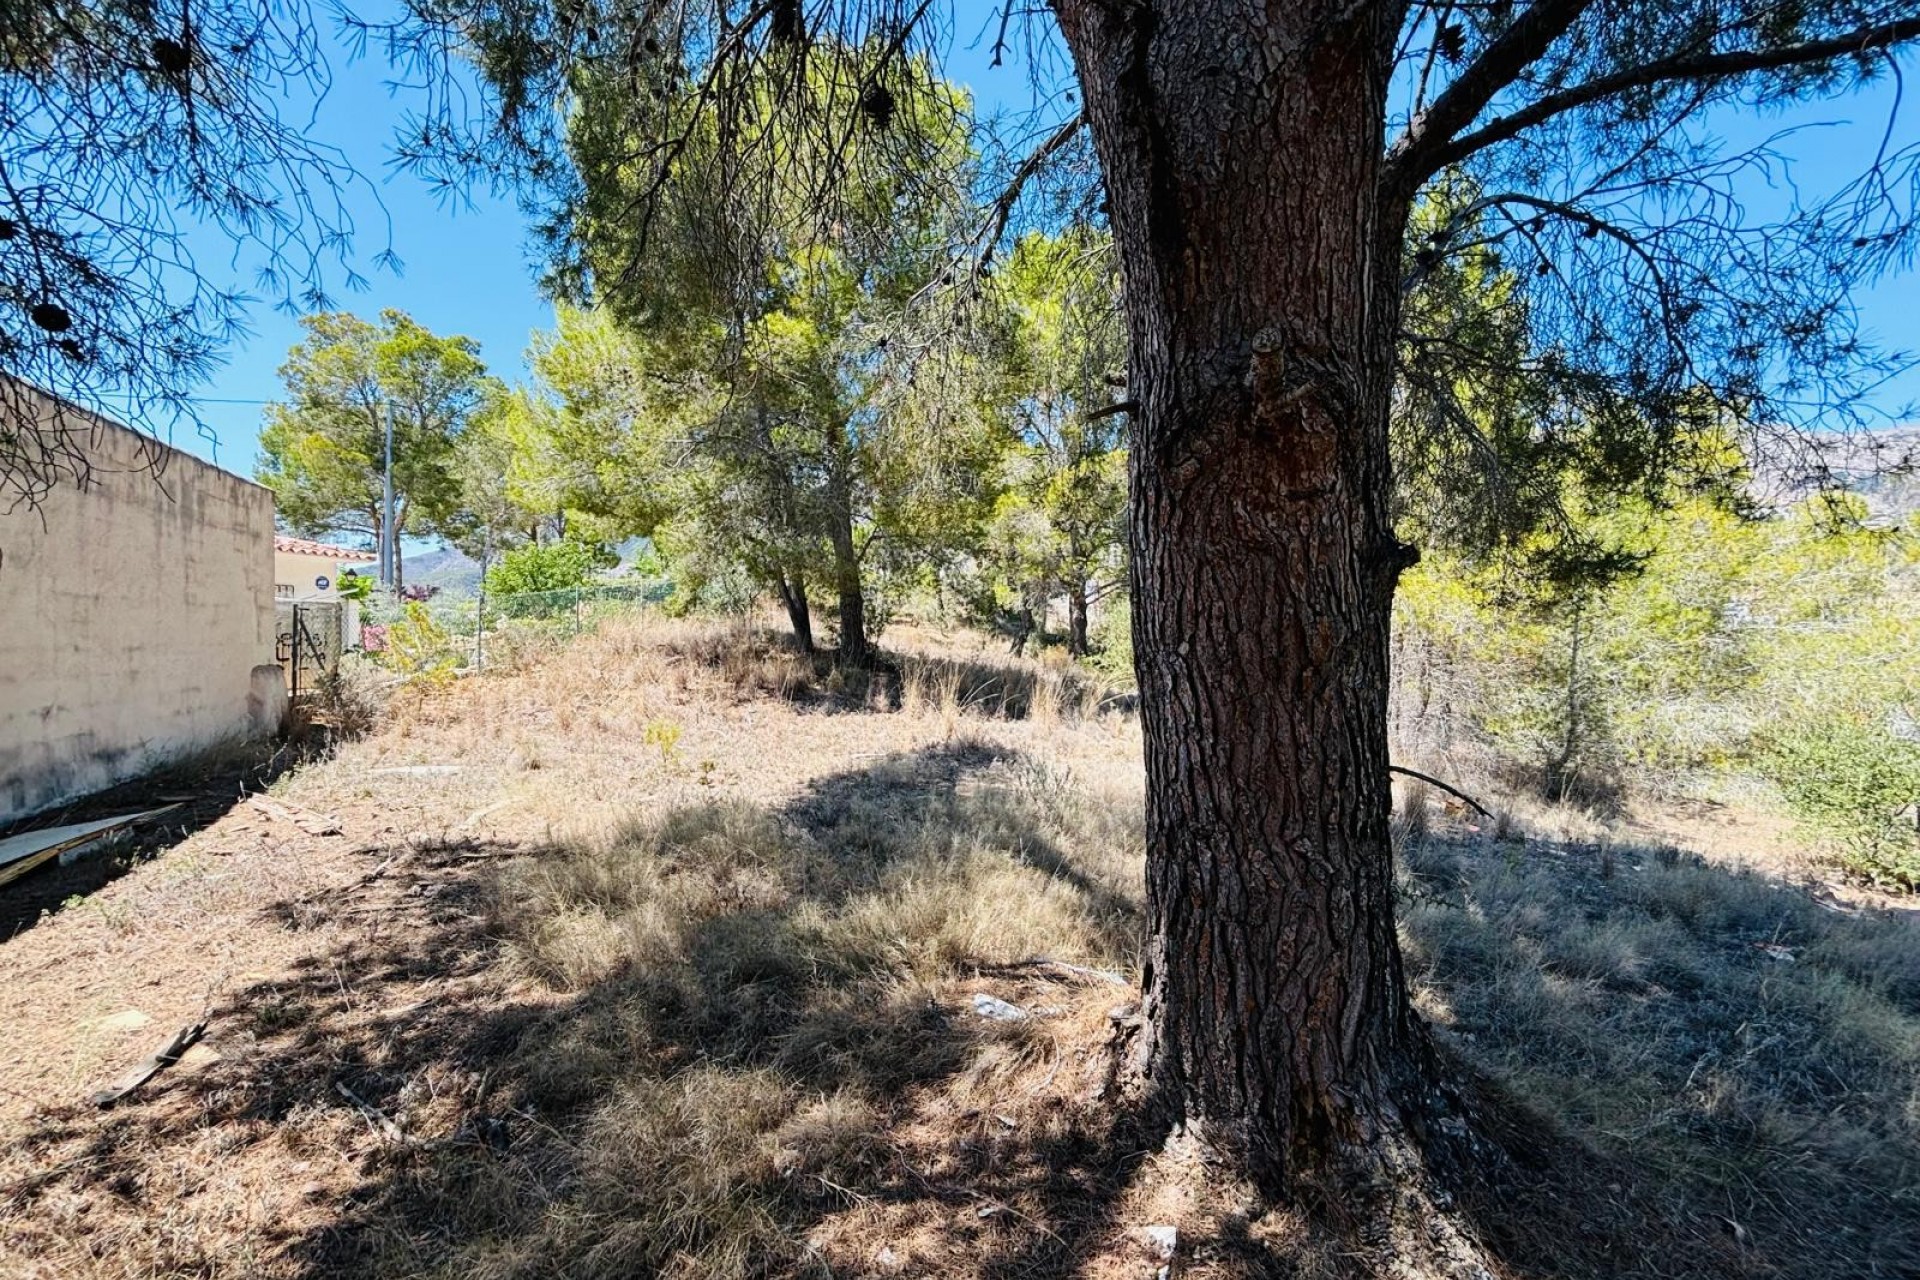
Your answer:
155;20;1918;482
155;14;1033;480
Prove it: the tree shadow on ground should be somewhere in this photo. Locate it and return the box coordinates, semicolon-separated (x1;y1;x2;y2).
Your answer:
0;741;1160;1277
1398;828;1920;1280
655;621;1126;721
273;738;1161;1277
5;741;1917;1279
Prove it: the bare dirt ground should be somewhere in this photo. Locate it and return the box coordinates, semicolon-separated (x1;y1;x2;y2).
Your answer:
1;615;1914;1279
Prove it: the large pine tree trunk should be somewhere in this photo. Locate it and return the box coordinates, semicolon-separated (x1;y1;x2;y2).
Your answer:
1056;0;1448;1194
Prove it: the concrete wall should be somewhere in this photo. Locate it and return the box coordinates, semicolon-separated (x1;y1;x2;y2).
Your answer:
0;387;277;824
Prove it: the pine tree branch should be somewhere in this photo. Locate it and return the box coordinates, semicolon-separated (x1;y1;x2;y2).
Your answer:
1398;14;1920;187
968;112;1088;281
1383;0;1597;197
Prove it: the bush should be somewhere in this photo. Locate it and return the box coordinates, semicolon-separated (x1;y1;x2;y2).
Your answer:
486;539;603;598
1084;598;1135;687
308;656;385;738
1762;716;1920;888
381;601;462;682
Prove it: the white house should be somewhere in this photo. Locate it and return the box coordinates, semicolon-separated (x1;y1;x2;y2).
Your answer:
273;536;376;602
273;536;376;650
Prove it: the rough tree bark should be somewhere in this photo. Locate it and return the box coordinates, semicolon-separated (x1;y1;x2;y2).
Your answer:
1055;0;1460;1196
826;498;869;664
837;537;875;667
822;427;870;665
775;567;814;654
1007;602;1036;656
1066;577;1090;658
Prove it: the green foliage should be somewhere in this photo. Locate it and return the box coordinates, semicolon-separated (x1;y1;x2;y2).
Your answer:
1762;718;1920;888
968;230;1129;653
0;0;372;521
1084;600;1136;688
509;307;676;539
441;387;547;565
643;718;683;765
513;51;990;654
1396;177;1755;590
1396;457;1920;880
257;310;500;583
381;602;460;682
485;538;613;619
485;539;602;598
334;570;375;603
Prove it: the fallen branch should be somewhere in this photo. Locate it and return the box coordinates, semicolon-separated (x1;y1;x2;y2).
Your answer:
247;796;342;836
1388;764;1494;818
335;1080;411;1144
1014;956;1133;989
91;1021;206;1107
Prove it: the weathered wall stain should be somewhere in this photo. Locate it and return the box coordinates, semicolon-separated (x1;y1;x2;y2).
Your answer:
0;385;277;824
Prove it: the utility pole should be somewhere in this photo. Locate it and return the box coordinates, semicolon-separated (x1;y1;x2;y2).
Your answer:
474;519;491;671
379;399;396;589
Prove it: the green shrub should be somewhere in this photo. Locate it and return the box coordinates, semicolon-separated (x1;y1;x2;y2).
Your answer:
335;568;375;601
382;601;461;682
1084;598;1135;687
1762;717;1920;888
486;539;606;618
487;539;602;595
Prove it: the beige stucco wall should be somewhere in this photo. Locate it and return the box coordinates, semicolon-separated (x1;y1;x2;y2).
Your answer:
0;387;277;824
274;549;370;602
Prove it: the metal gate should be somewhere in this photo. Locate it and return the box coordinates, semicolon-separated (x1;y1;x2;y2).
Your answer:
275;601;345;700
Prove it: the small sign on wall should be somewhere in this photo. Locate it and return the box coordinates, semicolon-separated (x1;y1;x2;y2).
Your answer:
315;575;330;591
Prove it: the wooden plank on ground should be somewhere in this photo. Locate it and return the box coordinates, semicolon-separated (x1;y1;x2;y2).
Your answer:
0;807;180;890
90;1021;207;1107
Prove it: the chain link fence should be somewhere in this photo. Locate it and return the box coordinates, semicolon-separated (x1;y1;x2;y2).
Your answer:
357;580;672;676
275;600;346;700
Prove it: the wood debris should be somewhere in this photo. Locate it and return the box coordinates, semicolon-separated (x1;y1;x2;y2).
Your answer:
0;807;179;889
246;796;342;836
91;1021;207;1108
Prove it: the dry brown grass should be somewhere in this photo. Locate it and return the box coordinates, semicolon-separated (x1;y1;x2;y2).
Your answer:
0;613;1915;1279
1397;802;1920;1276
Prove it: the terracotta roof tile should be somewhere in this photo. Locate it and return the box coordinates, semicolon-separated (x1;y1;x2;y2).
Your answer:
274;536;378;562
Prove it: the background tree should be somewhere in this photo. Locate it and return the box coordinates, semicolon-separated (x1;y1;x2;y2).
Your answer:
489;301;831;647
549;49;989;660
513;280;1000;657
257;309;496;591
1395;476;1920;884
981;229;1128;656
357;0;1920;1229
442;385;547;583
1396;430;1758;791
507;306;673;543
483;534;614;618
